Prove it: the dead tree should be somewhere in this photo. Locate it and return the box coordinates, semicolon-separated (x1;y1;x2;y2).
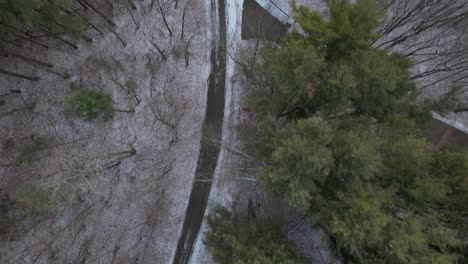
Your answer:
142;31;167;60
66;7;105;36
0;69;40;81
149;77;189;146
156;0;173;40
108;146;137;160
107;26;127;47
0;102;36;117
126;0;140;30
0;24;49;49
180;2;188;40
0;50;54;68
110;79;141;105
184;35;195;67
376;0;468;90
76;0;116;27
0;46;71;79
377;0;468;49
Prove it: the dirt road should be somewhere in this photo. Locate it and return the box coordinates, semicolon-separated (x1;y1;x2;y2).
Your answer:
172;0;227;263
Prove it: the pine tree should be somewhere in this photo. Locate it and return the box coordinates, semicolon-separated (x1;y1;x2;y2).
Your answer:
204;207;306;264
0;0;84;41
65;85;114;121
255;116;467;262
249;0;419;121
247;0;468;257
0;0;85;80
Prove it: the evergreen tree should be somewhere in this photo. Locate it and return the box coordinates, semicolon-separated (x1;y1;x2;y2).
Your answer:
247;1;468;260
294;0;381;61
0;0;85;80
65;85;114;121
255;117;466;262
258;118;334;211
249;0;419;121
204;207;305;264
0;0;84;40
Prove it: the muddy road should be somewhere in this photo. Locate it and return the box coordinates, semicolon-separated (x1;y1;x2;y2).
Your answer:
172;0;227;263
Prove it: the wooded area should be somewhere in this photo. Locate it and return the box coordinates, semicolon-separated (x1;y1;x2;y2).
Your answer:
0;0;209;263
204;0;468;263
1;0;468;263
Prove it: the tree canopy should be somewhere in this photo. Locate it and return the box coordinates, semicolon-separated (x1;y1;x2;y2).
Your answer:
246;0;468;262
0;0;84;40
256;117;466;262
249;0;419;121
204;207;305;264
65;86;114;121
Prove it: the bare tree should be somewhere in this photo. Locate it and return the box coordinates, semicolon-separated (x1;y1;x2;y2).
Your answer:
77;0;116;27
149;76;189;147
0;69;40;82
376;0;468;90
156;0;173;40
143;31;167;60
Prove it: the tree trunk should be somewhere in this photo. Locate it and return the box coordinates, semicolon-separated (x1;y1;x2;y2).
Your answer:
74;0;88;10
128;0;137;10
143;32;167;60
158;0;173;39
108;27;127;47
104;0;114;8
37;24;79;49
453;107;468;113
184;35;194;68
0;163;20;167
0;36;24;48
0;69;40;81
0;103;36;117
42;68;70;79
73;10;105;36
79;0;116;27
109;147;137;156
51;34;79;49
0;51;54;68
0;24;49;49
126;4;139;30
181;4;187;40
114;108;135;113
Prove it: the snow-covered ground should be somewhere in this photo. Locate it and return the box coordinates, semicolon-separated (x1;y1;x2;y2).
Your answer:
0;0;212;263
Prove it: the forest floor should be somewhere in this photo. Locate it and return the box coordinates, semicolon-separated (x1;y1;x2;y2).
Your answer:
0;0;212;263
